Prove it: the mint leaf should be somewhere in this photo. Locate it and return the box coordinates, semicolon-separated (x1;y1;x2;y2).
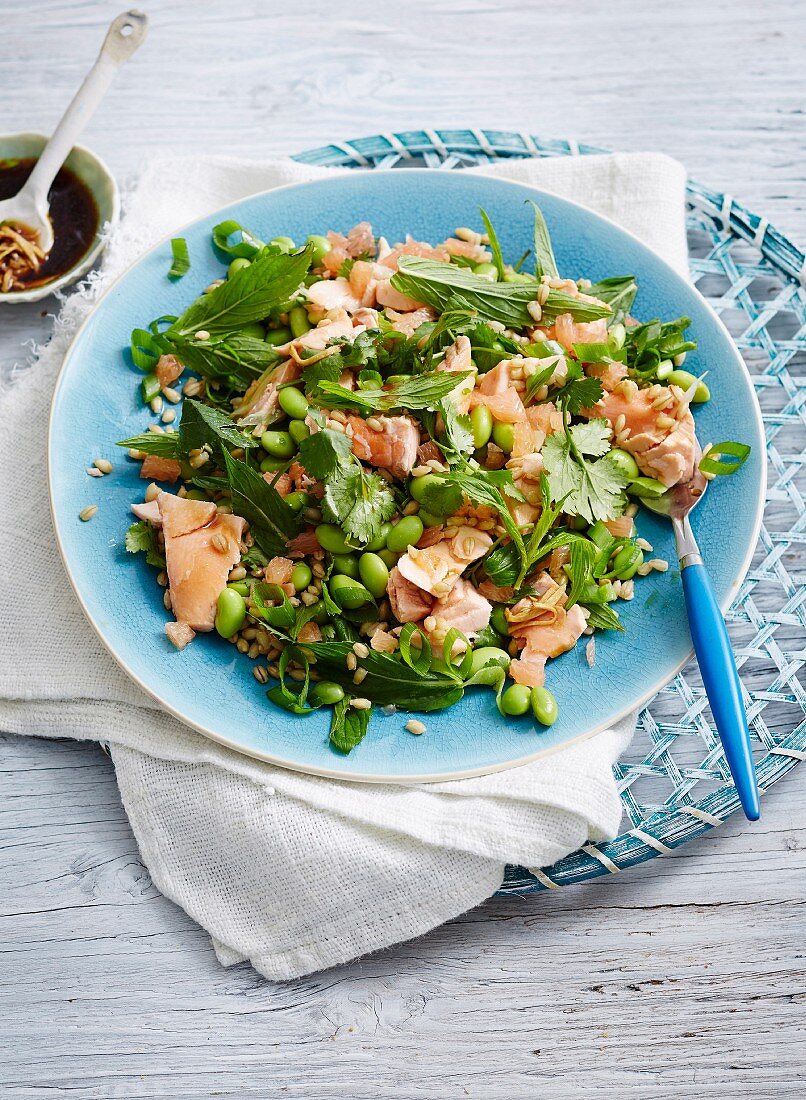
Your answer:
329;697;372;753
527;200;559;278
124;521;164;568
315;369;473;413
223;450;300;556
179;398;257;460
168;334;281;384
585;276;638;325
116;432;181;458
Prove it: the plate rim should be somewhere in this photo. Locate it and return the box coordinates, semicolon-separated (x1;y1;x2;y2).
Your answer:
47;167;767;784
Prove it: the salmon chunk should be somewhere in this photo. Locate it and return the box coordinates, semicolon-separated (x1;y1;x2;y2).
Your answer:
431;578;492;638
158;492;245;631
140;455;182;484
155;353;184;388
235;358;303;425
469;360;526;423
348;414;420;478
387;566;433;622
440;335;476;414
397;526;492;598
507;586;588;688
304;277;362;314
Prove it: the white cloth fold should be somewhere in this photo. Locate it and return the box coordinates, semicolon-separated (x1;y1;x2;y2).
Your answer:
0;151;687;980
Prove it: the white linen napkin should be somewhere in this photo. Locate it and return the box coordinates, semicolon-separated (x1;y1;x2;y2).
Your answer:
0;151;688;980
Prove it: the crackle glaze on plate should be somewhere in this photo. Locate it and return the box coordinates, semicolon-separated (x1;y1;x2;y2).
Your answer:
49;171;765;782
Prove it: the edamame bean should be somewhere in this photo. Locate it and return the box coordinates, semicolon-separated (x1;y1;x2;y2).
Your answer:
315;524;353;555
308;600;329;624
288;419;310;444
365;522;392;552
240;322;266;340
261;430;296;459
306;234;332;266
291;562;312;591
470;405;493;448
288;305;311;338
329;573;370;609
530;685;558;726
611;545;643;580
386;515;424;553
377;548;399;569
270;236;296;253
260;456;287;472
228;257;251;277
278;386;309;420
409;473;443;505
474;262;498;282
358;552;390;598
501;683;531;717
265;326;292;346
667;369;710;402
418;509;443;528
227;581;250;597
469;647;511;677
333;554;359;579
184;489;208;502
310;680;345;706
284;491;310;513
609;447;640;480
492;422;515;454
490;605;509;635
215;588;246;638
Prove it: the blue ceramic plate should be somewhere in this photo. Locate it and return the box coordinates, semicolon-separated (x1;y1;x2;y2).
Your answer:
49;170;765;782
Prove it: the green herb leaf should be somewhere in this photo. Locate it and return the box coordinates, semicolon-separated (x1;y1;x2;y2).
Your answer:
168;246;313;338
329;697;372;753
179;398;257;461
436;399;475;458
323;466;395;545
438;465;527;568
543;420;628;522
168;238;190;280
585;276;638;325
699;441;751;476
527;200;559;278
124;521;165;568
479;208;506;281
315;369;473;413
223;450;300;556
297;427;353;480
116;432;181;458
169;334;281;384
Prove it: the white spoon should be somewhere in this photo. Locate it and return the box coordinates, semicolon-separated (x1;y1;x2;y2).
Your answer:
0;11;148;255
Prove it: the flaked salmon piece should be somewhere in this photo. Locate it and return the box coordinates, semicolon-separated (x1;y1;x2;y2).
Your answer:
442;237;491;264
375;279;424;312
158;492;245;631
586;359;628;391
507;499;540;527
431;578;492;639
590;382;697;487
286;528;320;557
353;306;381;329
397;526;492;598
535;313;609;353
469;359;527;423
265;556;294;586
386;305;437;336
348;260;385;308
506;451;545;505
288;459;322;498
378;237;450;270
165;621;196;649
271;471;293;497
155;353;184;389
140;455;182;484
304;277;362;314
440;335;476;414
478;578;514;604
526;402;563;436
130;499;162;525
369;628;399;653
288;311;359;353
387;566;433;622
416;440;443;465
297;621;322;643
347;414;420;479
508;593;588;689
234;358;303;425
418;525;445;549
321;222;376;275
605;515;635;538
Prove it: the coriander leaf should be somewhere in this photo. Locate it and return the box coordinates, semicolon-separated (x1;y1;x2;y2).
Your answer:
543;421;628;522
124;521;165;568
301;352;344;389
223;450;300;556
439;465;527;569
168;245;313;338
436;399;474;458
179;398;257;461
527;200;559;278
314;369;473;413
329;697;372;753
479;208;506;281
168;238;190;279
322;462;362;524
116;432;181;458
297;427;353;480
560;375;604;416
323;465;395;545
416;476;463;518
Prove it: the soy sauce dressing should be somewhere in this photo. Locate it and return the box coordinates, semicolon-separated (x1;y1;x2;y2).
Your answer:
0;157;99;289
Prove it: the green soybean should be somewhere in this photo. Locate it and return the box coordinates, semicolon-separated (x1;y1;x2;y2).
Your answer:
365;522;392;552
333;553;360;579
228;257;251;277
470;405;493;448
418;509;443;528
609;447;640;480
288;418;310;444
386;515;424;553
184;489;208;501
265;326;292;346
260;456;287;473
530;685;558;726
310;680;344;706
667;369;710;403
469;647;511;677
291;562;313;591
227;581;250;597
261;430;296;458
278;386;309;420
492;422;515;454
490;605;509;635
501;683;532;717
284;491;310;513
377;548;399;569
308;600;329;624
474;262;498;282
270;235;296;253
215;588;246;638
306;234;332;266
315;524;353;554
329;573;370;609
289;305;311;338
359;552;390;598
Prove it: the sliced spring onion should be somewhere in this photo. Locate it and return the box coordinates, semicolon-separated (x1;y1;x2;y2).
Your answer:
168;238;190;279
212;219;265;259
699;441;751;476
129;327;163;372
398;623;432;675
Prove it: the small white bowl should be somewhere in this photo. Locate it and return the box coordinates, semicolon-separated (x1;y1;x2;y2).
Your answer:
0;132;119;304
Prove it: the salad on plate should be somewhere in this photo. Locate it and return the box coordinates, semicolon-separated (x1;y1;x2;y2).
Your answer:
114;205;748;752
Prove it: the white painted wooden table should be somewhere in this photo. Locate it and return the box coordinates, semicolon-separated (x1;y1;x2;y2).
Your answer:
2;2;805;1096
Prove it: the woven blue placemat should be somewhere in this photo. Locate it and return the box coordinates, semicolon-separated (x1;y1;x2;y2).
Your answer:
294;129;806;893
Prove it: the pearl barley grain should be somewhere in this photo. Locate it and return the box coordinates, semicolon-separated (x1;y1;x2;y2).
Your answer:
406;719;426;735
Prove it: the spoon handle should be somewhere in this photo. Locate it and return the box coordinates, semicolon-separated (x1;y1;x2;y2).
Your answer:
21;11;148;209
676;521;760;820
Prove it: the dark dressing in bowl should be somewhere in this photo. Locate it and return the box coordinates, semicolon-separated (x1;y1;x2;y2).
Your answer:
0;157;99;289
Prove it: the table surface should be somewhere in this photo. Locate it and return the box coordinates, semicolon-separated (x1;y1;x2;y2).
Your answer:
2;1;805;1097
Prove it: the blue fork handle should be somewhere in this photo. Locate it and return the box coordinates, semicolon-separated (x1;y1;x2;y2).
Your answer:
681;563;760;820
